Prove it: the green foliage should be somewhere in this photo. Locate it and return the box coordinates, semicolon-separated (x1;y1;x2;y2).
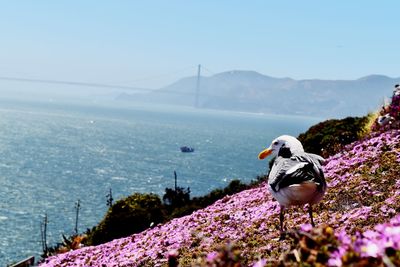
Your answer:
164;179;252;221
191;179;249;209
163;186;192;218
86;193;164;245
85;179;254;246
163;186;191;208
298;115;371;157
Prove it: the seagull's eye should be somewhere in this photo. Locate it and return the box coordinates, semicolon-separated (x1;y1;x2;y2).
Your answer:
273;141;279;146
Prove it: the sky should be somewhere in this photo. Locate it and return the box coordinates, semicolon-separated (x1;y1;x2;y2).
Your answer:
0;1;399;90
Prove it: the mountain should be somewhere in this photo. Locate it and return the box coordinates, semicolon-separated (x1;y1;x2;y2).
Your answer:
116;71;400;119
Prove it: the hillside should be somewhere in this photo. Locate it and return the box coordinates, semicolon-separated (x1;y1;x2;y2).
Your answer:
40;90;400;266
40;128;400;266
117;71;400;119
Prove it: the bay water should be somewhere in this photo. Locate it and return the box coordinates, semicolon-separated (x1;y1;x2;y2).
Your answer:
0;100;320;265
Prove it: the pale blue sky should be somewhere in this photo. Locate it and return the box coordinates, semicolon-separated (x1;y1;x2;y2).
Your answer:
0;1;399;89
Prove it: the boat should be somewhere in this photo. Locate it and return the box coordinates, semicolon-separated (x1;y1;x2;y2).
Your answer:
180;146;194;153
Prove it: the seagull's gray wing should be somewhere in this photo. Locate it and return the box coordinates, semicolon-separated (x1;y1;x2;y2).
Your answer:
268;153;326;193
302;152;325;165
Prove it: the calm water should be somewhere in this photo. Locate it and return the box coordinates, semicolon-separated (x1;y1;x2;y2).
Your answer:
0;100;320;265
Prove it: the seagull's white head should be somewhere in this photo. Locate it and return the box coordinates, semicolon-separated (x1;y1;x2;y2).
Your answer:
258;135;304;160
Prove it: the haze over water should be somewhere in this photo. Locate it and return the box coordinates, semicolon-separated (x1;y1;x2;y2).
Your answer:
0;100;320;265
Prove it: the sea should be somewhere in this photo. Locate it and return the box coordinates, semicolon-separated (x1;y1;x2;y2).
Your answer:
0;99;320;265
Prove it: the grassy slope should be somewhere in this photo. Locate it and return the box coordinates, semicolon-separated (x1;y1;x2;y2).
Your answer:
40;129;400;266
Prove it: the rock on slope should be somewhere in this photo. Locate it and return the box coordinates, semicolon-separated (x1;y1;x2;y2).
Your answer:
40;129;400;266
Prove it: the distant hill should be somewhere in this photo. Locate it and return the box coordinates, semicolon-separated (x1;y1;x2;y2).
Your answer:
116;71;400;118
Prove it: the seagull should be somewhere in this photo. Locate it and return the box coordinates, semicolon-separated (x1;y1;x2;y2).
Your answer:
258;135;326;235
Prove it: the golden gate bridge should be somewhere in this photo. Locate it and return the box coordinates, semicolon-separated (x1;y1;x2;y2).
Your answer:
0;64;212;107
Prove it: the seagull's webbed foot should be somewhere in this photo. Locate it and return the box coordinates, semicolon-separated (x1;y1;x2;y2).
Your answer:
279;231;287;241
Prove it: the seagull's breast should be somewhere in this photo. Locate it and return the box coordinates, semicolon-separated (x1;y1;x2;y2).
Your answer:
267;152;327;207
269;182;324;207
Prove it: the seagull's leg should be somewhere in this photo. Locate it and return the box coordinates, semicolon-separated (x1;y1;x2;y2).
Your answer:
279;206;286;240
308;205;315;227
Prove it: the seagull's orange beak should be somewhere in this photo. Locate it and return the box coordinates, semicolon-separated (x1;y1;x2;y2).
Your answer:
258;148;272;160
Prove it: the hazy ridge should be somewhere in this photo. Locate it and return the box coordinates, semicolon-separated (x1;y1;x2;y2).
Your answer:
117;71;400;118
